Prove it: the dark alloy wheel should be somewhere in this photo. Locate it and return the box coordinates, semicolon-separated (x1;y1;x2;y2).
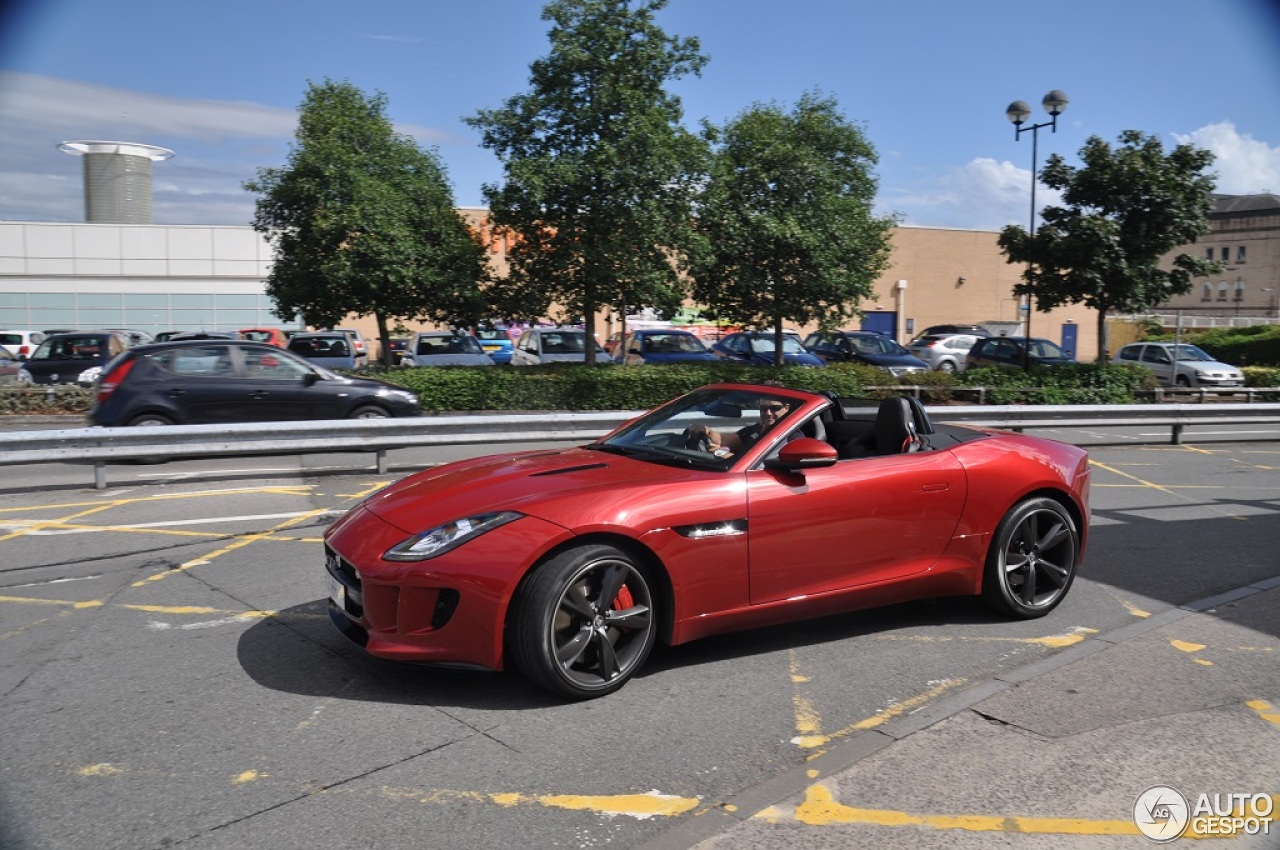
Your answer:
982;497;1079;618
511;544;656;699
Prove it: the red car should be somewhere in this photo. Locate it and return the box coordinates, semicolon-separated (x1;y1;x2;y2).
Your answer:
324;384;1090;699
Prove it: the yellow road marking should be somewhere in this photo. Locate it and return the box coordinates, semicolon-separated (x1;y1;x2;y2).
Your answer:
132;508;331;586
0;594;103;609
1247;699;1280;727
377;787;700;819
870;627;1097;648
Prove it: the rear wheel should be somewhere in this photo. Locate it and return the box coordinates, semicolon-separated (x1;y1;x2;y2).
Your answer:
981;497;1079;618
938;360;957;373
348;405;389;419
511;544;656;699
128;413;174;427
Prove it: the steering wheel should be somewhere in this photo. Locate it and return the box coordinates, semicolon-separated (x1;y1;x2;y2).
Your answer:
682;428;711;453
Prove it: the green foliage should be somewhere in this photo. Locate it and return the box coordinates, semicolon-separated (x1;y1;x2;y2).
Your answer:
245;79;487;363
692;92;896;364
999;130;1219;359
466;0;709;362
1173;325;1280;366
961;363;1153;405
0;385;93;415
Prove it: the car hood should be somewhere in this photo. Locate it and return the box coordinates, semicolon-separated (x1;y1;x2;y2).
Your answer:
361;446;731;535
856;352;926;368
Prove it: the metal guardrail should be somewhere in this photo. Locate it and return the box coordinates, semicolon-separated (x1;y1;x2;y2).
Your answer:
4;403;1280;489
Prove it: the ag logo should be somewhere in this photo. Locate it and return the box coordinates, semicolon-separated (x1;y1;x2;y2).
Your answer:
1134;785;1189;842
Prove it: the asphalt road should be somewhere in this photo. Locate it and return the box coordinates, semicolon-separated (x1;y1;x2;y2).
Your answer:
1;437;1278;849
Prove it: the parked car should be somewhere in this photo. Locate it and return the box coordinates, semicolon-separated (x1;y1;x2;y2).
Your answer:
239;327;288;347
286;332;359;371
169;330;241;341
323;383;1089;699
964;336;1075;369
400;331;494;366
89;339;421;426
711;331;825;366
614;329;716;364
327;328;369;365
906;332;982;372
510;327;609;365
0;329;46;359
19;331;130;385
1111;342;1244;388
473;327;515;365
378;337;411;364
803;331;928;376
910;323;989;342
0;346;29;385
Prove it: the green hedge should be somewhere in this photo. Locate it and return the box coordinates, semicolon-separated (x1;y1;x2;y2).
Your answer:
0;385;94;416
957;363;1155;405
1149;324;1280;367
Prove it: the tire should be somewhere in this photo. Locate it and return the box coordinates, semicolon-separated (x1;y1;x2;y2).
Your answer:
981;497;1079;619
128;413;174;427
1175;375;1192;388
510;544;656;700
938;361;957;373
348;405;389;419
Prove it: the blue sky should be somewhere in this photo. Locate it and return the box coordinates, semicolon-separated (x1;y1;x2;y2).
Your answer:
1;0;1278;230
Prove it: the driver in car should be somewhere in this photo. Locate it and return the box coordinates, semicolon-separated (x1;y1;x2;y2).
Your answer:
686;397;792;458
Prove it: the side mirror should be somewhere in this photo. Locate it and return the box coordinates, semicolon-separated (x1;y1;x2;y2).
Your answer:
303;372;320;386
765;437;838;471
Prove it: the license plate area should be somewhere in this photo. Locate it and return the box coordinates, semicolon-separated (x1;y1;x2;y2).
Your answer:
327;570;345;610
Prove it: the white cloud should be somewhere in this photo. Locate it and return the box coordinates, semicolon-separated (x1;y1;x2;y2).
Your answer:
882;158;1064;232
1173;122;1280;195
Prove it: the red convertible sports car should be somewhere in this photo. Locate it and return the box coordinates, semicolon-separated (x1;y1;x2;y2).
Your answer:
325;383;1090;699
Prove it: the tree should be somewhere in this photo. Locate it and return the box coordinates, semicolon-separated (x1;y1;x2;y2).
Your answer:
998;129;1221;360
245;79;488;364
691;92;896;365
465;0;709;363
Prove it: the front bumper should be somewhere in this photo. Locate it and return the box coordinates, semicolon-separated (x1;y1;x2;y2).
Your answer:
323;505;569;670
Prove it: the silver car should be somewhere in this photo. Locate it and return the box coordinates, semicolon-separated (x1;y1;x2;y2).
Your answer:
400;332;494;366
510;327;609;365
906;333;980;372
1111;342;1244;388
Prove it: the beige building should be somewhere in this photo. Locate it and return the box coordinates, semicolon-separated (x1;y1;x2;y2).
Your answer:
1157;193;1280;322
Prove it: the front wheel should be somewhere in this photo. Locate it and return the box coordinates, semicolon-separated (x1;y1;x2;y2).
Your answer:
348;405;389;419
129;413;174;427
981;497;1079;619
510;544;657;699
938;360;957;373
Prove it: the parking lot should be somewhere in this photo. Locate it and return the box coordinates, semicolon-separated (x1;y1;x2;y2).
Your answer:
1;439;1278;848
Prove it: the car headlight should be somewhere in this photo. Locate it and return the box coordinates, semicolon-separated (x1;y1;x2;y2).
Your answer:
384;511;522;561
382;389;419;403
78;366;103;385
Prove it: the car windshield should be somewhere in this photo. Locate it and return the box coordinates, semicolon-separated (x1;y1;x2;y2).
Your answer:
1170;344;1213;362
590;386;800;471
474;329;510;341
416;334;483;355
1028;339;1069;359
748;335;806;354
32;337;104;359
641;333;707;353
853;335;908;355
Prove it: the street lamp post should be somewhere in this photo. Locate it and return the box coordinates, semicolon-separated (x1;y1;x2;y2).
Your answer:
1006;90;1068;369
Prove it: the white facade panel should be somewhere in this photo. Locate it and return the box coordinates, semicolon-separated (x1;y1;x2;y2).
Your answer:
166;228;215;260
213;259;268;276
212;227;268;262
27;257;76;275
75;258;124;275
23;224;75;258
0;223;25;260
168;259;216;276
121;227;169;259
73;226;123;259
121;259;171;275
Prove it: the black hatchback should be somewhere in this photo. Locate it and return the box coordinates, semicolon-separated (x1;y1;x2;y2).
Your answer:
89;339;422;427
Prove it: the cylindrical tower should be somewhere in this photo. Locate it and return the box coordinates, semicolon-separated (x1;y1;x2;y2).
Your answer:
57;141;175;224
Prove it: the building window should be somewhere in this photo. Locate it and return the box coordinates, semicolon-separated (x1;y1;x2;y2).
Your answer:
1237;246;1247;264
1217;281;1228;301
1201;282;1213;301
1234;279;1245;301
1205;247;1214;260
1221;247;1231;263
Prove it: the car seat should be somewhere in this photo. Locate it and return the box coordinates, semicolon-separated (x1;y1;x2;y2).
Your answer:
841;397;922;457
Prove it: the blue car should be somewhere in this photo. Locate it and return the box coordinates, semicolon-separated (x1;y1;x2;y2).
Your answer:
803;331;929;377
614;329;716;364
711;331;825;367
473;327;515;365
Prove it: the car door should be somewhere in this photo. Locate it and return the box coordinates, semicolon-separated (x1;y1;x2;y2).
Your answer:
1140;345;1174;384
745;448;967;604
150;343;250;423
237;346;334;420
